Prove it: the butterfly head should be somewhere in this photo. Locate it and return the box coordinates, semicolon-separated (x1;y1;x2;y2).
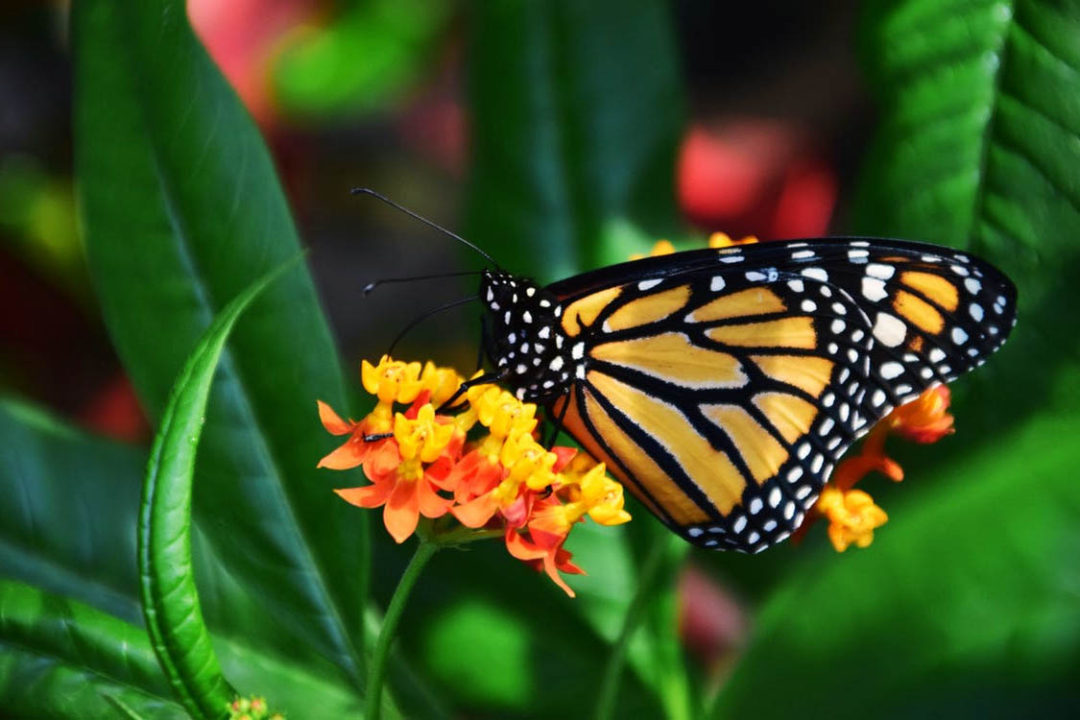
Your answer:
480;270;575;402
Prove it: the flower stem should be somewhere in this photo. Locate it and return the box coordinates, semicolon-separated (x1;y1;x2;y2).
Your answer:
365;540;439;720
592;538;667;720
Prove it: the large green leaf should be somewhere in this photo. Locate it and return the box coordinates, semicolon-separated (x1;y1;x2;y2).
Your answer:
854;0;1080;420
0;396;366;718
0;398;145;624
465;0;685;280
139;267;289;717
72;0;367;689
712;404;1080;718
0;580;184;719
711;1;1080;713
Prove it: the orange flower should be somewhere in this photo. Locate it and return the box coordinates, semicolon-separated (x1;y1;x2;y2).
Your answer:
318;356;630;596
335;463;453;544
808;385;954;551
315;401;398;472
505;517;586;598
887;384;954;443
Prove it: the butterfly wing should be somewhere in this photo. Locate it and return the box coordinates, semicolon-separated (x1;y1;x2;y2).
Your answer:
546;238;1016;552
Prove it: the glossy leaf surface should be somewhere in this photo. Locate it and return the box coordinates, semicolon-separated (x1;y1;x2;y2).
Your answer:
139;266;291;718
72;0;368;690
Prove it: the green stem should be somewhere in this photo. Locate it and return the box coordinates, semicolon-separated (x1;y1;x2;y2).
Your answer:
365;540;439;720
592;539;668;720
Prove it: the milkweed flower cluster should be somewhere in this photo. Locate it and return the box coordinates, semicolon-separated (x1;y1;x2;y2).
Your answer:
317;356;631;596
812;384;955;551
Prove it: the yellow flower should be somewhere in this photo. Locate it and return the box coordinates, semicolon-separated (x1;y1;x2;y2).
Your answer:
500;430;559;491
576;464;632;526
470;385;538;439
629;239;676;260
816;485;888;552
420;361;464;406
707;231;759;248
361;355;424;404
393;404;455;463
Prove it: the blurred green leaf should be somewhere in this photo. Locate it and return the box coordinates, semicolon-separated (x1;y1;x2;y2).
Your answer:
73;0;368;692
0;155;84;295
712;404;1080;718
139;266;289;718
273;0;451;118
394;538;666;718
572;519;694;720
0;580;184;719
465;0;685;280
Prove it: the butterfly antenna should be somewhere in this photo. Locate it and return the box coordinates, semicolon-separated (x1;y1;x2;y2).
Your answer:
386;296;479;357
363;269;484;296
351;187;501;269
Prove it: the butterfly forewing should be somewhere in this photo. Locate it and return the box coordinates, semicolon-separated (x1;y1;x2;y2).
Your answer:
489;238;1017;553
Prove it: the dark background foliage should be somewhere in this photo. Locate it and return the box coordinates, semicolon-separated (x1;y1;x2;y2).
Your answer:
1;0;1077;717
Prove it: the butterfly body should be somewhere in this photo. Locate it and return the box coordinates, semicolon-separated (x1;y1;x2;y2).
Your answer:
479;238;1016;553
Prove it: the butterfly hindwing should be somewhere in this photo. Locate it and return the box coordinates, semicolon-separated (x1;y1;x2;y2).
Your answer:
551;265;871;551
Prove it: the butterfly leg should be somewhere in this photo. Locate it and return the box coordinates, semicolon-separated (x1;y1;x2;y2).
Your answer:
542;393;572;450
475;314;489;373
437;370;508;412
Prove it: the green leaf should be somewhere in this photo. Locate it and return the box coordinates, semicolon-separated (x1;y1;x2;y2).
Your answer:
853;0;1080;419
465;0;685;280
712;405;1080;718
0;398;366;718
0;398;146;624
396;539;666;718
570;519;694;720
72;0;368;689
140;265;291;718
0;579;184;719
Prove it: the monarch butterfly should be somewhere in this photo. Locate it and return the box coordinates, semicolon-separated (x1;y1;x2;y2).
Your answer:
354;190;1017;554
475;237;1016;553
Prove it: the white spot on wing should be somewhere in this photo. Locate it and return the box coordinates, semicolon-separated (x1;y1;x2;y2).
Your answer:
862;277;888;302
873;312;906;347
880;361;904;380
866;263;895;280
